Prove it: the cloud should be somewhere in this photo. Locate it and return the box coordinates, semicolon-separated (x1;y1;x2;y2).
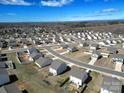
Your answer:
41;0;73;7
0;0;32;5
85;8;118;17
96;8;118;15
7;13;16;16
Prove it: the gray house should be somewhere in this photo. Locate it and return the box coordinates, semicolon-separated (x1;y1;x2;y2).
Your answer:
101;76;122;93
91;51;102;60
107;47;118;54
67;45;78;52
0;62;7;68
0;68;10;86
90;44;99;50
79;42;89;47
49;60;67;76
60;43;68;49
30;52;44;61
70;68;88;88
0;83;22;93
35;57;52;68
112;54;124;63
28;48;38;54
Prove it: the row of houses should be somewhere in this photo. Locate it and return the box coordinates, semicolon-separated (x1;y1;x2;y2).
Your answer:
0;67;22;93
0;51;23;93
30;50;89;88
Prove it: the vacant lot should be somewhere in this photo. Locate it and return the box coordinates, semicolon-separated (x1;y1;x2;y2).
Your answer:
65;48;92;63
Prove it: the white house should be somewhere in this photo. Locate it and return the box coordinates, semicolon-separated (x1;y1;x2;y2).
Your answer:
112;54;124;64
70;68;88;88
79;42;89;47
49;60;67;76
90;44;99;50
101;76;122;93
0;68;10;86
91;51;102;60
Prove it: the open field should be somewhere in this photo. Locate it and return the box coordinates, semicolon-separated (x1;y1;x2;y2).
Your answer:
64;48;91;63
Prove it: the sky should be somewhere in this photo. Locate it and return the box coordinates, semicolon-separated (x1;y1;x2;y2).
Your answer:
0;0;124;22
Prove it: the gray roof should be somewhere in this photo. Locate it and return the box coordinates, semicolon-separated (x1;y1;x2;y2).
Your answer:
0;68;8;75
29;48;38;54
0;83;22;93
90;44;99;47
107;47;117;53
70;67;88;80
112;54;124;59
102;76;122;93
50;60;66;70
92;50;101;55
30;52;43;60
0;62;6;68
36;57;52;66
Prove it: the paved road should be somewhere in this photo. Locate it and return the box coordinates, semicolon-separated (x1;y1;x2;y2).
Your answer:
44;46;124;78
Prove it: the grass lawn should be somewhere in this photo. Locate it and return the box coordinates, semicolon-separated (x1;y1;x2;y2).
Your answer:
65;48;91;63
7;53;66;93
83;72;103;93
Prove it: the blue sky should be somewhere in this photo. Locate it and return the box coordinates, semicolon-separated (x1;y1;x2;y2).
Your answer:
0;0;124;22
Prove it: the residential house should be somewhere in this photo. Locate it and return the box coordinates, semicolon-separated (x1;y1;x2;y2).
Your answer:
0;68;10;86
60;43;68;49
70;67;88;88
0;54;8;62
79;42;89;47
112;54;124;64
91;51;102;60
90;44;99;50
28;48;38;54
49;60;67;76
0;83;22;93
107;47;118;54
35;57;52;68
100;76;122;93
67;45;78;52
30;52;44;61
0;62;7;68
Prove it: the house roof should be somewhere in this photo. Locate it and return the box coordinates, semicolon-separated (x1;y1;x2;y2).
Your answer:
70;67;88;80
36;57;52;66
29;48;38;54
0;83;22;93
102;76;122;93
92;50;101;55
30;52;43;60
0;62;6;68
112;54;124;59
90;44;99;47
50;60;66;70
0;68;8;75
107;47;117;53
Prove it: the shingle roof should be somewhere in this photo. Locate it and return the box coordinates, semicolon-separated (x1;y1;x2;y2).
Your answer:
107;47;117;53
112;54;124;59
50;60;66;70
102;76;122;93
0;68;8;75
0;83;22;93
70;67;88;80
29;48;38;54
36;57;52;66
